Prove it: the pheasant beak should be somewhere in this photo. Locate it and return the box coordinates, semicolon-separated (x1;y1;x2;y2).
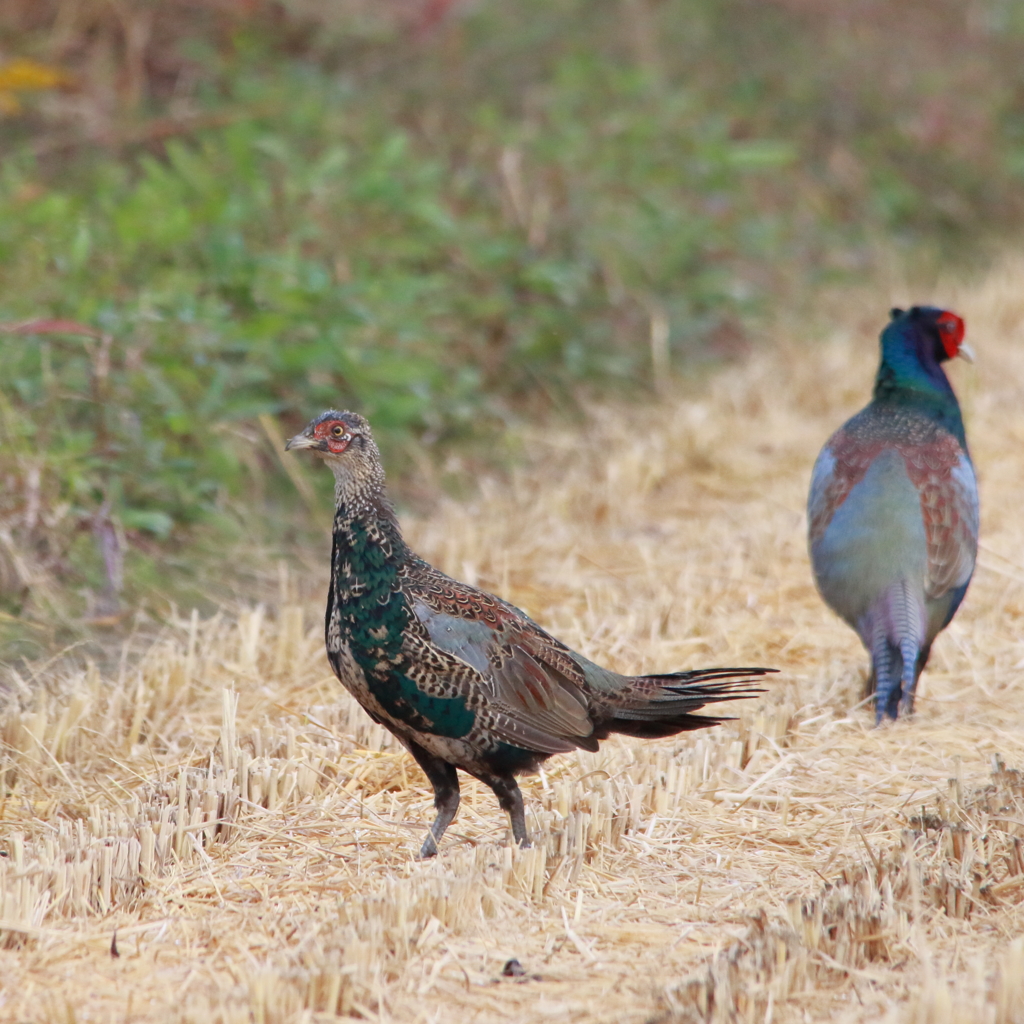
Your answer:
284;432;325;452
956;342;976;364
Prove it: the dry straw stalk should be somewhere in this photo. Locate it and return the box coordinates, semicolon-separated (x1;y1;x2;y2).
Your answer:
3;261;1024;1021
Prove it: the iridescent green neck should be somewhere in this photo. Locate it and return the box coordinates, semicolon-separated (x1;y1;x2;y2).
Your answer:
872;320;966;449
328;498;476;739
330;500;410;667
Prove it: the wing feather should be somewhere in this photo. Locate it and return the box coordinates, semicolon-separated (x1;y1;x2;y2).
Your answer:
807;430;883;545
907;446;978;599
410;596;596;751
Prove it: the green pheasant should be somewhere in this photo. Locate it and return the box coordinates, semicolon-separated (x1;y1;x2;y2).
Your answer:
808;307;978;721
288;411;773;857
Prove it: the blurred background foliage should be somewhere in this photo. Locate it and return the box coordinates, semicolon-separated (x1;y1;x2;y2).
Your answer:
1;0;1024;635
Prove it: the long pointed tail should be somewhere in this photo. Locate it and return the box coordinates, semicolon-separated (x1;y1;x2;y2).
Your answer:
597;667;776;740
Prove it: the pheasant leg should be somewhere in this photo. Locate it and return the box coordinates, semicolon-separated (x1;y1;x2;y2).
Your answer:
406;742;461;859
475;772;531;849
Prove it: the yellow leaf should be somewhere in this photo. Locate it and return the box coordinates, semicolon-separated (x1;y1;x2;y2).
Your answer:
0;58;72;94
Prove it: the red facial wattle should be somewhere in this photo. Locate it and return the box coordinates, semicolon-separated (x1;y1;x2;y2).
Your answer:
314;421;354;454
936;311;965;359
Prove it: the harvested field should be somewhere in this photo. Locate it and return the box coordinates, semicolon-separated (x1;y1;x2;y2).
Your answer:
3;261;1024;1022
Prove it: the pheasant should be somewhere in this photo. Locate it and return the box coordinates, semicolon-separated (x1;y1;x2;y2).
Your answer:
287;411;774;857
808;306;978;722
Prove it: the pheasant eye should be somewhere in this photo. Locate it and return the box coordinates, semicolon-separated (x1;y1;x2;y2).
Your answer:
331;425;344;437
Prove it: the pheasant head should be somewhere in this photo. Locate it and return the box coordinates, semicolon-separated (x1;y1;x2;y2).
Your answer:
880;306;972;376
286;410;389;511
873;307;973;437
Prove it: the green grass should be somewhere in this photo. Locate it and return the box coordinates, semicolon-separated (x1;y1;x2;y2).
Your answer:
2;0;1024;626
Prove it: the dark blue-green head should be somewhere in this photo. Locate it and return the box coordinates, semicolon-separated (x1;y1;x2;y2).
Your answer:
876;306;972;396
874;306;974;449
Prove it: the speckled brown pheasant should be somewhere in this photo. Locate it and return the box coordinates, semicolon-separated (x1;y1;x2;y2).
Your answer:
287;410;774;857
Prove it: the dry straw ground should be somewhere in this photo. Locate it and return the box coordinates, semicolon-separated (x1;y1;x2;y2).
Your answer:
3;261;1024;1023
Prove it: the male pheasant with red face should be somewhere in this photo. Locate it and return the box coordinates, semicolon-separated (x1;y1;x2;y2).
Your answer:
288;412;773;857
808;306;978;722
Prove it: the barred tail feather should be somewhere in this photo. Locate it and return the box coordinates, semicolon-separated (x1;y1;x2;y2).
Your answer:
898;636;922;716
865;580;926;723
648;666;777;696
595;666;775;740
870;628;901;723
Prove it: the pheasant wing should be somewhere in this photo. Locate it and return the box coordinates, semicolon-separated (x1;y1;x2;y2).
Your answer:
487;642;594;746
905;441;979;599
807;427;884;545
410;594;596;753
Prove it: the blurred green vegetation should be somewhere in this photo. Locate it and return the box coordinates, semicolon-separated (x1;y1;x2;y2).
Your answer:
1;0;1024;628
